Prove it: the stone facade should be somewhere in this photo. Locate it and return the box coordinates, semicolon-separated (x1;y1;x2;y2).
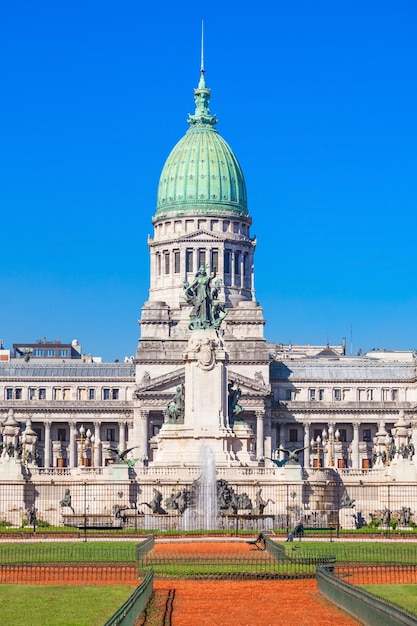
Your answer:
0;57;416;531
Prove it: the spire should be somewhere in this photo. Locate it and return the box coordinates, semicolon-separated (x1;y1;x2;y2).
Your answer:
198;20;206;89
188;21;217;128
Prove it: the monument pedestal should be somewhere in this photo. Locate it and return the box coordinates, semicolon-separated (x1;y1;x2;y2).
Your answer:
153;329;256;468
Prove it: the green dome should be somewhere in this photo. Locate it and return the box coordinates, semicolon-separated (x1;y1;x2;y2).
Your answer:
154;69;248;221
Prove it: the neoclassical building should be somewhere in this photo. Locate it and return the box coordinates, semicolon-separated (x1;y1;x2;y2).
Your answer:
1;58;416;478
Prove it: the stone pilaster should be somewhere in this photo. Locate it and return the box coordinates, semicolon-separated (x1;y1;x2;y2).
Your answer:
256;410;265;460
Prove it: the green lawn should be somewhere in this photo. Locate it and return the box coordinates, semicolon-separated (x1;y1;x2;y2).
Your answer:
361;584;417;616
0;541;137;564
0;585;134;626
283;541;417;564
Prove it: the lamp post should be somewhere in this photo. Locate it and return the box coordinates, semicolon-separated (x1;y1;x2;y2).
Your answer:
328;424;334;467
77;425;86;467
311;436;322;468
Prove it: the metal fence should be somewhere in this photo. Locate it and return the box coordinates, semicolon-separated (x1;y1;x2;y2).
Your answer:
1;479;417;535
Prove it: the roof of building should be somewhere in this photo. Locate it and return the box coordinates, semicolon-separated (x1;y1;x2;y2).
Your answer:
154;58;248;221
271;359;416;381
0;363;135;378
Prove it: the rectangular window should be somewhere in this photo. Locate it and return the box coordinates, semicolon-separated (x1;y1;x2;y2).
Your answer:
112;389;119;400
309;389;316;401
367;389;374;401
391;389;398;401
106;428;115;442
289;428;298;442
6;388;12;400
15;388;22;400
63;388;70;401
33;349;43;357
103;388;110;400
211;249;218;273
29;388;36;400
334;389;341;401
198;249;206;268
38;388;46;400
54;388;61;400
174;250;180;274
59;349;69;357
45;349;55;357
234;252;240;275
89;388;95;400
186;249;193;273
157;253;161;276
285;389;292;401
318;389;325;401
164;252;170;274
224;250;231;274
57;428;66;442
363;429;372;442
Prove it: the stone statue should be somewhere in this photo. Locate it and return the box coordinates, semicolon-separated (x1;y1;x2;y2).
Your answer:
165;488;190;514
228;383;244;423
183;266;228;330
340;489;356;509
60;488;74;512
109;446;139;466
399;507;412;526
281;446;309;465
252;488;275;515
382;507;391;526
26;505;37;526
166;384;185;422
141;488;167;515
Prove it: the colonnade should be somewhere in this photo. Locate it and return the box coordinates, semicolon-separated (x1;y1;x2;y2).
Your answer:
38;420;130;468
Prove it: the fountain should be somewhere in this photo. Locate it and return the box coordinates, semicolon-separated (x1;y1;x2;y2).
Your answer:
180;443;218;531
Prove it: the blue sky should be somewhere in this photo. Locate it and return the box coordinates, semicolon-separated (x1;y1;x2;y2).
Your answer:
1;1;416;361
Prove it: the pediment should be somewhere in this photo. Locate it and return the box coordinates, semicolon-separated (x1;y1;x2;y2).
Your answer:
135;367;185;395
177;229;227;243
228;371;271;397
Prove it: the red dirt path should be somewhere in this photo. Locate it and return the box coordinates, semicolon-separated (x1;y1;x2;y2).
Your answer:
0;564;137;585
150;541;360;625
153;579;360;626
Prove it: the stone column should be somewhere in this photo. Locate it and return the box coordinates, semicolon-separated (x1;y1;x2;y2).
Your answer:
352;423;360;469
264;412;272;460
250;261;255;301
93;420;102;467
240;253;244;289
68;421;77;468
180;246;186;281
44;421;51;468
217;244;224;279
119;421;126;451
304;422;311;468
271;422;277;453
256;410;265;460
139;409;149;460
